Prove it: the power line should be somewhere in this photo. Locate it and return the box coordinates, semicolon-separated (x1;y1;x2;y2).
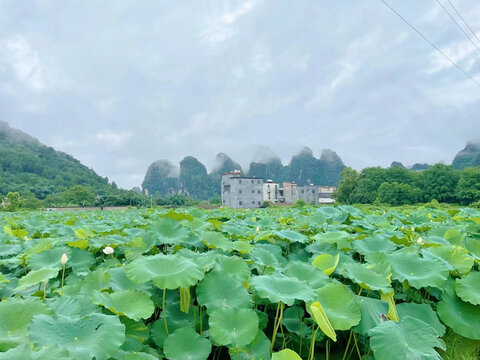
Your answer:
446;0;480;46
379;0;480;87
435;0;480;55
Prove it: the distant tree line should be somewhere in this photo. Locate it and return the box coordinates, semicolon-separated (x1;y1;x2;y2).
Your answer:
333;164;480;207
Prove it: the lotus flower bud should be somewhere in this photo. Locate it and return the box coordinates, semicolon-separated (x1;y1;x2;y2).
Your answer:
103;246;114;255
417;237;424;245
60;253;68;265
256;226;260;232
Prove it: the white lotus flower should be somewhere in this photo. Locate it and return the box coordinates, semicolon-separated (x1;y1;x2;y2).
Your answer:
103;246;114;255
417;237;424;245
60;253;68;265
256;226;260;232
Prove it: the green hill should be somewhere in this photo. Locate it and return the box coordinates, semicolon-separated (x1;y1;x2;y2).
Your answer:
452;142;480;169
0;121;141;207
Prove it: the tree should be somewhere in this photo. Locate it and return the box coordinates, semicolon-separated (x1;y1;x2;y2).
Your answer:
419;164;459;203
64;185;95;206
332;167;359;204
376;182;422;206
456;167;480;205
1;192;21;211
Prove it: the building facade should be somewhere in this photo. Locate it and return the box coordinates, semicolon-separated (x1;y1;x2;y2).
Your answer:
282;182;318;204
221;171;264;209
263;180;280;203
318;186;336;204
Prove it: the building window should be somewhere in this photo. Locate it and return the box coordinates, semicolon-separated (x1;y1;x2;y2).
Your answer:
301;190;304;194
239;189;242;194
251;180;254;184
223;200;225;203
252;190;254;194
258;201;261;205
312;190;315;194
239;201;242;206
252;201;255;204
239;179;242;184
258;190;261;194
258;180;261;184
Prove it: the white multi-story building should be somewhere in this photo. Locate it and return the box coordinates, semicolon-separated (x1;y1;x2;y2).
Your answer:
263;180;279;203
221;171;264;209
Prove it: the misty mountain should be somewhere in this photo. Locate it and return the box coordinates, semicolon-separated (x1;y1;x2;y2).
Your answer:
452;142;480;169
209;153;243;181
0;121;119;199
141;160;179;196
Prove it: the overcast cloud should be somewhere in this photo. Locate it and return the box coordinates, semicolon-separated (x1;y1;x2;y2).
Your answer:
1;0;480;188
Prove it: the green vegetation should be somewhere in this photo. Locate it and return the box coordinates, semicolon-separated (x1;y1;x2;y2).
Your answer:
452;142;480;169
334;164;480;206
0;205;479;359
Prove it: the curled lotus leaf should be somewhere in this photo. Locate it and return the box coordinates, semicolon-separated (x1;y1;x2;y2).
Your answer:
163;327;211;360
125;254;204;289
455;271;480;305
271;348;303;360
314;282;361;330
342;262;392;293
437;281;480;340
93;290;155;321
250;273;316;306
312;253;340;275
208;307;259;348
368;316;445;360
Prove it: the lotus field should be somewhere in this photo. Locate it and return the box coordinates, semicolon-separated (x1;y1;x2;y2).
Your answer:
1;205;480;360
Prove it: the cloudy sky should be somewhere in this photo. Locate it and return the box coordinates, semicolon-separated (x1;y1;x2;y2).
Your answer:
1;0;480;188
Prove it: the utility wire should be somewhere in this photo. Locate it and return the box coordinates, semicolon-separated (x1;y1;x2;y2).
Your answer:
446;0;480;46
379;0;480;87
435;0;480;54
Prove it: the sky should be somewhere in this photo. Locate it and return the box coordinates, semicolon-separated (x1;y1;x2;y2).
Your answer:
1;0;480;189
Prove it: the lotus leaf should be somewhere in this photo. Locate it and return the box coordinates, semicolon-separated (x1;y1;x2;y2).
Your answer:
93;290;154;321
229;330;270;360
28;313;125;360
368;316;445;360
310;302;336;341
423;246;474;275
272;349;303;360
342;262;392;293
213;255;250;281
208;307;259;348
352;234;397;255
125;253;204;289
396;303;445;336
314;283;361;330
16;267;59;292
0;344;70;360
312;253;340;275
354;296;389;334
437;282;480;339
250;273;316;306
284;261;330;289
275;230;308;243
387;251;449;289
455;271;480;305
163;327;211;360
313;230;351;249
196;271;252;313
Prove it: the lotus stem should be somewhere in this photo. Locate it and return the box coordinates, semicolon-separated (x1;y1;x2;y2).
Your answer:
353;332;362;359
270;301;284;354
298;309;303;355
192;304;197;332
308;325;318;360
43;280;47;299
61;265;66;296
162;288;169;336
199;306;203;334
326;339;330;360
342;331;353;360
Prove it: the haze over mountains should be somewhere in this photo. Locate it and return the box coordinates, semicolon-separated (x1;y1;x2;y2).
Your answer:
1;121;479;202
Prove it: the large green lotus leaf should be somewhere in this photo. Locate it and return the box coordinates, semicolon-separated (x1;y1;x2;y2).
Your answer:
93;290;154;321
353;296;389;334
125;254;204;289
163;327;211;360
0;298;51;351
455;271;480;305
249;243;287;271
208;307;259;348
250;273;316;306
229;329;270;360
114;350;158;360
387;251;449;289
47;295;100;318
108;267;153;295
422;246;474;275
444;229;464;245
313;230;351;250
368;316;445;360
282;306;311;338
437;281;480;339
68;247;95;272
352;234;397;255
119;317;149;352
146;218;191;245
396;303;446;336
284;261;330;290
0;344;70;360
28;314;125;360
27;247;70;270
271;349;302;360
315;282;361;330
213;255;250;282
342;262;391;293
16;267;59;292
196;271;252;313
62;268;110;296
464;238;480;259
198;231;233;252
275;230;308;243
